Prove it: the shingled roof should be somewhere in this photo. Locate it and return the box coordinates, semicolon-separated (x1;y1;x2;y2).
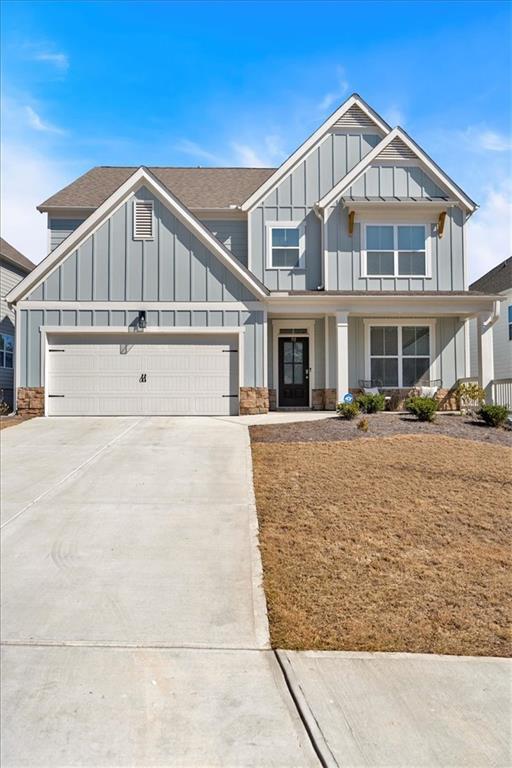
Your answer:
0;237;35;273
38;166;277;212
470;257;512;294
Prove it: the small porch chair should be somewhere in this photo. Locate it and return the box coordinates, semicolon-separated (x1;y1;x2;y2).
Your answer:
415;379;442;397
358;379;383;395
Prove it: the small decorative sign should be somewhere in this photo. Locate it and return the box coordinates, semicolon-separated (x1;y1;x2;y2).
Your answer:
343;392;354;403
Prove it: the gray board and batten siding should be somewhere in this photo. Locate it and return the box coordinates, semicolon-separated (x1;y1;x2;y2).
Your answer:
48;216;248;266
326;203;466;292
33;188;255;303
22;186;264;389
1;260;28;405
267;315;467;394
249;131;382;290
49;219;87;251
17;308;264;390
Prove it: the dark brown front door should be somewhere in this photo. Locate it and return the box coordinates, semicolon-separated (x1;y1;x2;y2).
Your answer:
278;337;309;407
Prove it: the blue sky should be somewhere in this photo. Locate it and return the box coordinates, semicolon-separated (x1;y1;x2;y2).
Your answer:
1;0;511;278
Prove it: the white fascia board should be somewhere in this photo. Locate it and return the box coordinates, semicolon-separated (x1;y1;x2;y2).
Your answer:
7;167;268;304
240;94;391;212
265;293;501;316
317;128;477;212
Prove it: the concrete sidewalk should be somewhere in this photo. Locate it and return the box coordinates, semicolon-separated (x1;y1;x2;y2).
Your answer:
279;650;512;767
1;417;318;767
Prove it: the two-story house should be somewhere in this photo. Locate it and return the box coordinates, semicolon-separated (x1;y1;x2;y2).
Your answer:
1;238;35;409
6;94;500;417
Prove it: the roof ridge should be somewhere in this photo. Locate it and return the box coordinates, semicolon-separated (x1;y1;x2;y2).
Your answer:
94;165;278;170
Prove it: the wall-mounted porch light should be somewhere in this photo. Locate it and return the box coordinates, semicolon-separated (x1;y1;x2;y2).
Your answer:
137;310;147;331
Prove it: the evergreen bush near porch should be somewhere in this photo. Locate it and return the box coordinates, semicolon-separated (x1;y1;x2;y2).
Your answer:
477;404;510;428
356;393;386;414
405;396;438;422
336;402;360;420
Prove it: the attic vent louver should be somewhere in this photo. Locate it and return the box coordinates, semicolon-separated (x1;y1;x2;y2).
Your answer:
376;138;417;161
133;200;154;239
331;104;377;130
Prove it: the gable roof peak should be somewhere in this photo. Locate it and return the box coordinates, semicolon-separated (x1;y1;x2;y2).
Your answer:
317;125;477;212
9;165;268;305
240;94;391;211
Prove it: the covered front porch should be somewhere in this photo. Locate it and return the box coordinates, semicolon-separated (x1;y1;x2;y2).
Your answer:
265;293;500;412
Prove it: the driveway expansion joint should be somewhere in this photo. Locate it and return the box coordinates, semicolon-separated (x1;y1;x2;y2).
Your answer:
275;650;339;768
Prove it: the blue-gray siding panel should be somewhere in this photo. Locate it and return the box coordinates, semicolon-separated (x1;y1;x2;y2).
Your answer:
49;219;85;251
18;308;264;389
200;220;248;266
31;188;255;302
348;165;447;199
250;132;380;287
327;204;466;292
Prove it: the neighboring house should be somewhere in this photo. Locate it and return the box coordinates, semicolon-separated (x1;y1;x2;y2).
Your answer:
6;94;500;417
0;238;35;409
469;256;512;385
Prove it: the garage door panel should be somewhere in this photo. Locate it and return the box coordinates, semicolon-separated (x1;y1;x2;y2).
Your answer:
46;334;239;416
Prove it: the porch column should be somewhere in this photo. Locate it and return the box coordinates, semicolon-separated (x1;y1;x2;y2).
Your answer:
336;312;349;403
477;312;495;401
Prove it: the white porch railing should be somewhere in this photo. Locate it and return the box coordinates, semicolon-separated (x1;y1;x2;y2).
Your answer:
492;378;512;409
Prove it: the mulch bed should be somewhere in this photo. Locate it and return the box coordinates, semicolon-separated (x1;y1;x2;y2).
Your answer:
251;435;512;656
250;412;512;447
0;414;33;431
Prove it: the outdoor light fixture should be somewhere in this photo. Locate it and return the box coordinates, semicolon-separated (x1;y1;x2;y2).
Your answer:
137;310;147;331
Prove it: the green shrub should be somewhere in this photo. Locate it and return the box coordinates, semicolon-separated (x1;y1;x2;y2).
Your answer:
405;396;438;422
477;404;510;428
356;392;386;413
336;401;360;420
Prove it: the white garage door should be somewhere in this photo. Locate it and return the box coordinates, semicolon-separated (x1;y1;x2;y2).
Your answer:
46;333;239;416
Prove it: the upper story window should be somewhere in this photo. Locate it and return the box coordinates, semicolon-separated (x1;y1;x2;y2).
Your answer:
266;222;305;270
0;333;14;369
133;200;154;239
363;224;430;278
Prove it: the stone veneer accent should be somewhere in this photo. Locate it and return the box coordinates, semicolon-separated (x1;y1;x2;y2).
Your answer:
17;387;45;417
312;388;337;410
239;387;269;415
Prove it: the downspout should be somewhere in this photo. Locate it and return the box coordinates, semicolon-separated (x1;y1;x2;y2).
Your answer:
313;203;325;290
482;300;501;328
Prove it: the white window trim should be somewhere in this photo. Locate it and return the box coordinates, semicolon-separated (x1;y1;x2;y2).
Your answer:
361;222;432;279
364;319;438;388
265;221;305;271
0;332;14;369
133;199;154;240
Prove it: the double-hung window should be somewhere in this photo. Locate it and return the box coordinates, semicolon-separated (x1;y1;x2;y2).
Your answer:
0;333;14;369
364;224;429;277
368;324;432;387
267;222;303;269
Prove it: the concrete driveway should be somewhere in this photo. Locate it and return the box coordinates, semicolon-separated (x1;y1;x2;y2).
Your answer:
1;417;318;767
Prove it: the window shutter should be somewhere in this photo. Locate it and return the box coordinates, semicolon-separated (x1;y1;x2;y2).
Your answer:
133;200;154;239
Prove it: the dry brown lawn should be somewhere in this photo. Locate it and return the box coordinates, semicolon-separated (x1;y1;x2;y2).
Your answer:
252;434;512;656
